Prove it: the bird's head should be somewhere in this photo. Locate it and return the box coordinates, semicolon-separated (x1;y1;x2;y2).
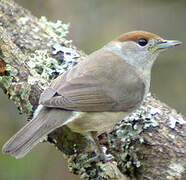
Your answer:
106;31;182;72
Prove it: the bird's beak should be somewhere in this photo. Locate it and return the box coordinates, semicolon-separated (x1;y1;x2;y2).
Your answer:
156;40;183;51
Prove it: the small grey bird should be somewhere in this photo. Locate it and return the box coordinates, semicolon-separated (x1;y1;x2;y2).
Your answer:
2;31;182;159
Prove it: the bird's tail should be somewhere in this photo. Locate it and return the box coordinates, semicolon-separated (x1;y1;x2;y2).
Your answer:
2;106;72;159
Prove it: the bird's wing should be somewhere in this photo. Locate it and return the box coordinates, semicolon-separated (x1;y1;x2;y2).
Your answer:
39;51;145;112
39;73;116;111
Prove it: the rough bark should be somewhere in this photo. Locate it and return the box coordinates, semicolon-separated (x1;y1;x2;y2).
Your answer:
0;0;185;179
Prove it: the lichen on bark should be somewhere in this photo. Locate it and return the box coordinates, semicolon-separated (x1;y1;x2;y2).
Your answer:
0;0;185;179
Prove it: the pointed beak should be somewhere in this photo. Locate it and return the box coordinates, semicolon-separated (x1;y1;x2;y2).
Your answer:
156;40;183;51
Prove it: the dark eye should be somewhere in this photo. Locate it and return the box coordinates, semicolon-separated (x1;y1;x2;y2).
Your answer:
138;38;148;46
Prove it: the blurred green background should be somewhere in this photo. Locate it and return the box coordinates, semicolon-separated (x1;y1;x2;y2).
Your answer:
0;0;185;180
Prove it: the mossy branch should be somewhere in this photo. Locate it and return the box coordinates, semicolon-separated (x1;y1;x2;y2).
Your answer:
0;0;185;179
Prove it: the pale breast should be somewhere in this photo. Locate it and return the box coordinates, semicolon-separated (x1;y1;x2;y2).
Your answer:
64;111;128;135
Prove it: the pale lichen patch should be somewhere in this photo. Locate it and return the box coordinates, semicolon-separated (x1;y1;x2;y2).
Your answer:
0;63;33;114
108;97;160;173
27;46;79;84
18;17;29;25
51;42;80;69
168;114;186;129
39;16;70;42
167;162;184;179
28;49;63;82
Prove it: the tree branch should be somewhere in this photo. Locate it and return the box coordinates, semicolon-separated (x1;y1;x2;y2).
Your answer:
0;0;185;179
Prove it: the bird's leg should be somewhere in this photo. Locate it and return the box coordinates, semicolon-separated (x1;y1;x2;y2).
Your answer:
87;131;114;162
91;131;103;157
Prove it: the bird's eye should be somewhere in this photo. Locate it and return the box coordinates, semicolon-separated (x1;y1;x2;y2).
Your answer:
138;38;148;46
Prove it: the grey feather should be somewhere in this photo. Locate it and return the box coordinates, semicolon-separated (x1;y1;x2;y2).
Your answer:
2;107;72;158
39;51;145;112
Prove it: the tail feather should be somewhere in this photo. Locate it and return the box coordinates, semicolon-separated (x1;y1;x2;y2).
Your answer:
2;106;72;159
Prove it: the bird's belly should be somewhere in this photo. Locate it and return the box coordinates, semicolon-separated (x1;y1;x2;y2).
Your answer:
64;111;128;135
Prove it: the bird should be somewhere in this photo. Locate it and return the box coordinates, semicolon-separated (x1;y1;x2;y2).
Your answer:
2;31;182;159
